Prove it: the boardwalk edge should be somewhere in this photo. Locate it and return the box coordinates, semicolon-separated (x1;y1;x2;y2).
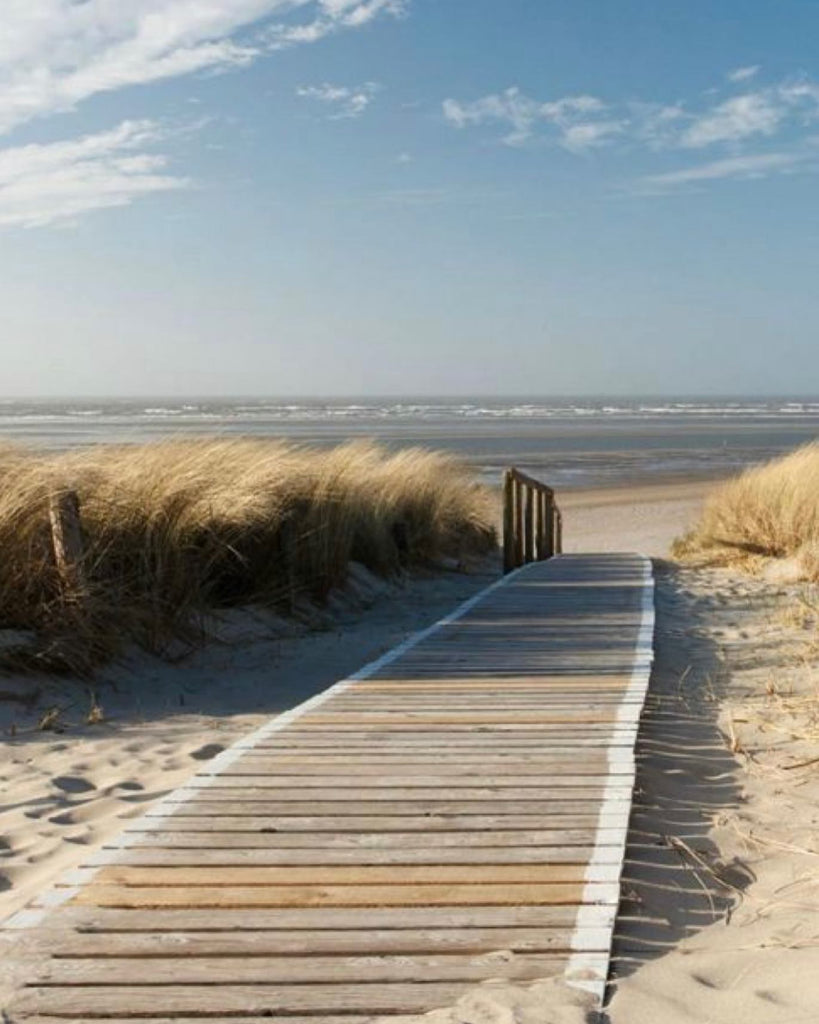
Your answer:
563;554;655;1005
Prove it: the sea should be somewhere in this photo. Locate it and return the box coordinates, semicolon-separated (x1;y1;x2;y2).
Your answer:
2;396;819;490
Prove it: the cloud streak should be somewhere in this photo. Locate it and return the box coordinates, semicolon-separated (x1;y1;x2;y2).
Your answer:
727;65;761;83
637;152;803;191
0;120;189;228
296;82;379;118
0;1;406;137
443;87;617;149
444;72;819;193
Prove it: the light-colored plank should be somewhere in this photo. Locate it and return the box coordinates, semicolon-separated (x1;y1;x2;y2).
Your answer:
92;864;591;886
48;903;603;930
48;925;605;957
170;786;616;802
7;981;551;1017
35;952;570;985
118;827;608;848
87;845;619;867
158;799;618;816
126;814;610;832
199;774;618;787
73;880;602;908
299;712;620;724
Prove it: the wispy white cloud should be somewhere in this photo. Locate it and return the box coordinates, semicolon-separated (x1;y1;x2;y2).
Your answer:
0;1;406;137
682;92;786;147
0;120;189;228
637;152;803;191
296;82;379;118
267;0;406;45
561;120;625;153
727;65;761;83
447;75;819;153
443;87;615;150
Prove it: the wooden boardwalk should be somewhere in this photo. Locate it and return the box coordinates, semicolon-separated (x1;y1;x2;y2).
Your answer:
4;552;654;1022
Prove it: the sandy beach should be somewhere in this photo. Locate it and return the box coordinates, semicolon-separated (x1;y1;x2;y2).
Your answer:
9;473;819;1022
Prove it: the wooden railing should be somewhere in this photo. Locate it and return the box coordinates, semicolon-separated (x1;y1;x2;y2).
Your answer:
502;468;562;574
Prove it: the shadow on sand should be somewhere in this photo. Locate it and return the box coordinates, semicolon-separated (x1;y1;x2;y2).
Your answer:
602;560;754;1015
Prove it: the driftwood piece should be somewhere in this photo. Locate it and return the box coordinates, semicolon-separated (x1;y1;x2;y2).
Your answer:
48;489;85;599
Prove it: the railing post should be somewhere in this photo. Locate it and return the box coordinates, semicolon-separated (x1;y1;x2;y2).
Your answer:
523;485;534;563
513;478;524;568
502;470;515;574
502;468;561;569
534;490;543;560
544;494;555;559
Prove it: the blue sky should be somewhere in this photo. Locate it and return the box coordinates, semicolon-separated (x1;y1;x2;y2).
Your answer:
1;0;818;396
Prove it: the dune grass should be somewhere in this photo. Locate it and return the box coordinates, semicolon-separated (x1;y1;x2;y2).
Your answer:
0;438;496;674
673;442;819;577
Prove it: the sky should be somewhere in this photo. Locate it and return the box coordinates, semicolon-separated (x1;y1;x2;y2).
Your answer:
1;0;818;397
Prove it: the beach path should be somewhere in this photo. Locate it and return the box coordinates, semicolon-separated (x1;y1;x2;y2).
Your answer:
5;552;654;1021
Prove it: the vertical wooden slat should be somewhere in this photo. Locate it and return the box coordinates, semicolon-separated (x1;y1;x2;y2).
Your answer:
502;471;516;574
523;486;534;563
513;479;524;568
534;490;543;561
544;495;555;560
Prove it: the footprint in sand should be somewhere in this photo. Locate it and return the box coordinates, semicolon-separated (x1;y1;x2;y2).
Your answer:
190;743;225;761
52;775;96;794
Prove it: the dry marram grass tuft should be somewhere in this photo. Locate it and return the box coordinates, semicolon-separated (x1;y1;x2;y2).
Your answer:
0;439;496;673
673;442;819;578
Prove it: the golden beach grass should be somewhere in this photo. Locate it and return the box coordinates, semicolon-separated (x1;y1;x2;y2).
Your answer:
673;442;819;576
0;439;496;673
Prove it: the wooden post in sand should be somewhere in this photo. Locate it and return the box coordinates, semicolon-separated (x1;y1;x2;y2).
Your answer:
48;490;85;600
523;485;534;563
502;471;516;573
513;478;524;568
502;468;562;573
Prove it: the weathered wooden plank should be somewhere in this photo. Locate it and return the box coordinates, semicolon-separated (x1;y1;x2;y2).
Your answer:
73;880;608;908
217;757;626;770
118;827;609;848
299;712;620;724
352;677;631;688
199;773;619;787
45;925;611;958
7;981;550;1017
171;785;618;802
126;814;611;833
88;846;612;868
48;903;604;931
35;952;570;985
158;799;619;816
92;864;591;887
